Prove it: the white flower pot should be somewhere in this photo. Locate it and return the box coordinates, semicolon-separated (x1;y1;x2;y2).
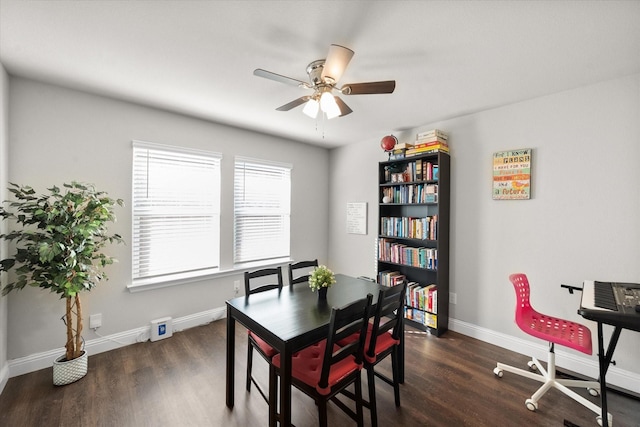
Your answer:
53;350;88;386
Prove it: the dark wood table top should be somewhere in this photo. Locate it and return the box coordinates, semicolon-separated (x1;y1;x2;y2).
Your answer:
226;274;384;347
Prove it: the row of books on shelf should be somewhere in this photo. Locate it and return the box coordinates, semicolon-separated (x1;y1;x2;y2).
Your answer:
378;238;438;269
377;270;406;288
384;160;439;183
405;308;437;329
381;183;438;204
407;282;437;314
377;271;438;315
380;215;438;240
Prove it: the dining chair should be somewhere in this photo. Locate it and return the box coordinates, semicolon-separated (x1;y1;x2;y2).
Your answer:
287;259;318;289
270;293;373;427
244;266;284;403
493;273;607;426
339;281;407;427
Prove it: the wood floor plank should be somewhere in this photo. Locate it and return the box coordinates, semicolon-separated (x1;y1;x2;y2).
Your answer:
0;319;638;426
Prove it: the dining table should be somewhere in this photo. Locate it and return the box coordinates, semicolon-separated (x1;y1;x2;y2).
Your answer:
225;274;401;426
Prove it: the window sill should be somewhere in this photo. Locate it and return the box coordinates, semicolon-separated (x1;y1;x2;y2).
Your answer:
127;258;292;293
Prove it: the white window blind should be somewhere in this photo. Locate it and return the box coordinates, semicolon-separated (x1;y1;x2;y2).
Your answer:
234;157;291;264
132;141;221;283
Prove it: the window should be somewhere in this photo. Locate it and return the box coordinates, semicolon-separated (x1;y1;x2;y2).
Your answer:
234;157;291;265
132;141;221;284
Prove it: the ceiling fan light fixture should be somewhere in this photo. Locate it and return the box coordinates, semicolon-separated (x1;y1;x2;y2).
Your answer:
320;91;340;119
302;98;319;118
321;44;354;83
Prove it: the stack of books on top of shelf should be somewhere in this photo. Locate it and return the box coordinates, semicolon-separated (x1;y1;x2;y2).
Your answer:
405;129;449;157
388;142;414;160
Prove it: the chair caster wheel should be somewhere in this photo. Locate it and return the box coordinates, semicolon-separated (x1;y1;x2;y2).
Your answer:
527;360;537;371
525;399;537;411
588;387;600;397
493;367;503;377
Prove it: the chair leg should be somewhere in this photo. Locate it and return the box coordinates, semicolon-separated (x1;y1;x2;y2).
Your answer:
246;340;253;391
391;347;401;407
355;372;364;427
367;366;378;427
318;398;328;427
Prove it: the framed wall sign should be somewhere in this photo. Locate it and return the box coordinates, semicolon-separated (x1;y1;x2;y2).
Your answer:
493;148;532;200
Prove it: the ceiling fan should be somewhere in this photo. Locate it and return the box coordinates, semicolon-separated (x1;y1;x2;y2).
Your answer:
253;44;396;119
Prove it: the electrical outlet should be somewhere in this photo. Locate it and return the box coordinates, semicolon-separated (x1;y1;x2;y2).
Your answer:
89;313;102;329
449;293;457;305
234;280;240;296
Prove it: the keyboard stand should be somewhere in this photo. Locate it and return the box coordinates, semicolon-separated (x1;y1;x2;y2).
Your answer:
577;280;640;427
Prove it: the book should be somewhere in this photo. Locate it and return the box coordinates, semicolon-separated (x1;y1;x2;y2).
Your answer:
394;142;414;150
416;136;448;145
425;313;437;329
405;145;450;156
407;143;449;153
413;140;449;149
417;129;448;140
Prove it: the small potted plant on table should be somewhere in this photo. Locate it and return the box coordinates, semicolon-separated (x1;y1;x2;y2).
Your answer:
309;265;336;300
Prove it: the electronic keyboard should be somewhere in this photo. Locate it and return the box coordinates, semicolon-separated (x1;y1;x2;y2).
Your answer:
579;280;640;332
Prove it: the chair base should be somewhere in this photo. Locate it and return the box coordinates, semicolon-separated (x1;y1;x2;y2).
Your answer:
494;349;612;426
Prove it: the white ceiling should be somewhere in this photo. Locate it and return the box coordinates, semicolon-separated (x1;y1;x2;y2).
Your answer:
1;1;639;148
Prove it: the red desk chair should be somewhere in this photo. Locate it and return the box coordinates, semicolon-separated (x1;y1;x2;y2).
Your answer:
244;267;283;403
270;294;373;427
494;273;610;426
287;259;318;289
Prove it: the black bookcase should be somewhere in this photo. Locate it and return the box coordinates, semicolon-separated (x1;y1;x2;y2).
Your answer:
377;152;450;336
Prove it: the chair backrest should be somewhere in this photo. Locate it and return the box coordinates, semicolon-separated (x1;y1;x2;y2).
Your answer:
317;293;373;393
287;259;318;288
244;267;283;296
367;281;407;360
509;273;534;328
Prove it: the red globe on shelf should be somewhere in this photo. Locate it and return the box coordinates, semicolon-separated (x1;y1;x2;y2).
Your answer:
380;135;397;152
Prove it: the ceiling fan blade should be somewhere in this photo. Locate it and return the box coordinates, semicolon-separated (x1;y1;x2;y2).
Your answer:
334;96;353;117
254;69;310;88
275;96;311;111
321;44;354;83
341;80;396;95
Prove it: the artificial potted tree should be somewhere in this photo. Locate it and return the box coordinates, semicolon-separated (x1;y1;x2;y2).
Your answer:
0;182;123;385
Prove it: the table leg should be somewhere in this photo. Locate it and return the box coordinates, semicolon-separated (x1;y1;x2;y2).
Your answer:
280;347;292;426
226;307;235;408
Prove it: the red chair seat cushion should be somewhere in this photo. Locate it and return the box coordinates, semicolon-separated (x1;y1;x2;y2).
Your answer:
337;323;399;364
248;330;278;358
272;340;362;395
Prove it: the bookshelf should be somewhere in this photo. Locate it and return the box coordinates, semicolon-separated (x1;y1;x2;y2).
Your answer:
377;151;450;336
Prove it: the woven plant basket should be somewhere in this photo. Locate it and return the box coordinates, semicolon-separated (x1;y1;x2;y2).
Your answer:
53;351;88;386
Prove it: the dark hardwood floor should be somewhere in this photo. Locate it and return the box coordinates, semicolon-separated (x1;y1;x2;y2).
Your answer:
1;319;638;427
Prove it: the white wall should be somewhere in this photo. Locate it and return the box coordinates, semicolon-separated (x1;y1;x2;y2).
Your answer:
5;77;330;362
0;64;9;392
329;74;640;392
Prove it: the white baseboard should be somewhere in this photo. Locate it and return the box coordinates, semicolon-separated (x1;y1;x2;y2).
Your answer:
7;306;226;378
5;310;639;396
449;318;640;394
0;361;8;395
